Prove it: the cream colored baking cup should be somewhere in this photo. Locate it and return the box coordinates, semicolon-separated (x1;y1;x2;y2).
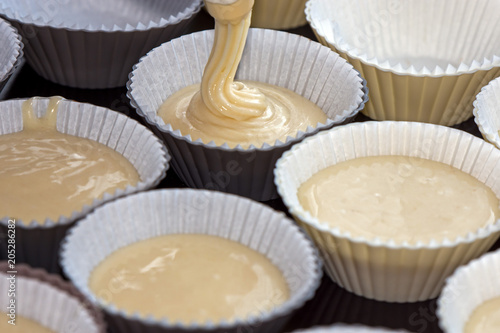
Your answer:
473;76;500;148
0;97;169;272
274;121;500;302
127;28;367;201
0;262;106;332
60;188;322;333
293;324;411;332
306;0;500;125
251;0;308;29
437;249;500;333
0;17;23;93
0;0;202;88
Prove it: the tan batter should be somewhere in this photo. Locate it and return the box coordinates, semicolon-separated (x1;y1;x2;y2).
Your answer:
0;313;54;333
89;234;290;323
465;297;500;333
158;0;327;148
0;97;140;224
298;155;500;244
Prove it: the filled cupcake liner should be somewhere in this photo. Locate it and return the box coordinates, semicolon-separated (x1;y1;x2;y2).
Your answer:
0;0;202;88
251;0;308;29
473;76;500;148
0;262;106;332
293;324;411;332
437;249;500;333
274;121;500;302
306;0;500;125
0;97;170;272
60;188;323;333
0;17;23;93
128;28;367;201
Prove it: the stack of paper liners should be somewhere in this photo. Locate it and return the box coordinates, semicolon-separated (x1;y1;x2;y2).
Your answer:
61;188;322;333
0;97;169;273
306;0;500;126
274;121;500;302
473;76;500;148
0;0;203;88
437;249;500;333
128;28;367;201
0;262;106;332
0;17;23;93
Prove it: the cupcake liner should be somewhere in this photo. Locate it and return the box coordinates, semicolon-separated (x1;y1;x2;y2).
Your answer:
437;249;500;333
0;97;170;272
60;188;323;333
274;121;500;302
251;0;308;30
293;324;411;332
0;0;203;88
473;76;500;148
0;262;106;332
128;28;367;201
0;17;23;93
306;0;500;126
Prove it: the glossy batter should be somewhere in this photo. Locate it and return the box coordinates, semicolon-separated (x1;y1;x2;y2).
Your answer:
0;313;54;333
89;234;289;323
158;0;327;148
0;97;140;224
465;297;500;333
298;155;500;244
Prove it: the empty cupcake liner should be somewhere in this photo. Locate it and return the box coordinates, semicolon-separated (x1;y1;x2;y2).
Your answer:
473;76;500;148
306;0;500;125
251;0;308;29
0;97;170;272
0;0;203;88
274;121;500;302
60;188;323;333
128;28;367;201
0;17;23;93
293;324;411;332
0;262;106;332
437;249;500;333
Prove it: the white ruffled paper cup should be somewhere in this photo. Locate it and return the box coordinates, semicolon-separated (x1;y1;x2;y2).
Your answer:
274;121;500;302
0;262;106;332
0;0;202;88
306;0;500;126
127;28;367;201
473;76;500;148
293;324;411;333
437;249;500;333
0;17;23;93
251;0;308;29
0;97;169;272
60;188;323;333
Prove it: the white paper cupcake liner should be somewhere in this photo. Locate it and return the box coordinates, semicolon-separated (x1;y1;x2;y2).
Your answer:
437;249;500;333
60;188;323;333
0;0;203;88
473;76;500;148
274;121;500;302
251;0;308;29
0;97;170;272
293;324;411;332
0;262;106;332
0;17;23;93
127;28;367;201
306;0;500;125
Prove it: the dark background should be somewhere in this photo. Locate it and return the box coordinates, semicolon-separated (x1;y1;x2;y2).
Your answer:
2;8;499;333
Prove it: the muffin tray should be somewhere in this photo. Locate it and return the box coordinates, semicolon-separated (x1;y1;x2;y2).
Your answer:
1;8;499;333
